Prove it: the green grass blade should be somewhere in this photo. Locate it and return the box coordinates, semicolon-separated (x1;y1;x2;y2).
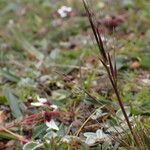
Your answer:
4;88;23;119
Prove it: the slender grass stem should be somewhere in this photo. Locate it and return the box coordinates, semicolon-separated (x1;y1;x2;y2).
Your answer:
82;0;140;147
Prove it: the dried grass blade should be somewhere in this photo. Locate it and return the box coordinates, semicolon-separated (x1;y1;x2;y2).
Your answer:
83;0;107;62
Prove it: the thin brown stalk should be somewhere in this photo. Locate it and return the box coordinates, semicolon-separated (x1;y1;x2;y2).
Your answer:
1;127;28;142
82;0;140;147
99;57;139;147
82;0;107;62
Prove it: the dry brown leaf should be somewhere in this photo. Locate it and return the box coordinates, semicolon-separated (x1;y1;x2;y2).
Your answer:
0;111;7;124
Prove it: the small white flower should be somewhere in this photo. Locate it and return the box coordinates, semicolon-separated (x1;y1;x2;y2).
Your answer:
31;96;47;106
96;129;109;140
37;97;47;103
46;119;59;131
84;129;109;146
31;96;58;110
57;6;72;18
50;104;58;111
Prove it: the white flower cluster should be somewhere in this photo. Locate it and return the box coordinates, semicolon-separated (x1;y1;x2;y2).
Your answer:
31;96;59;131
23;96;60;150
57;6;72;18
